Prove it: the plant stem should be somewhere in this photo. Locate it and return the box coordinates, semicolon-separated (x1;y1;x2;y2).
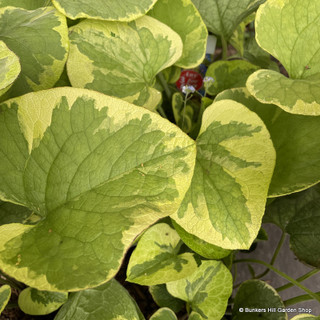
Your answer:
277;269;320;292
255;231;286;279
157;72;171;101
234;259;320;304
284;291;320;306
221;37;228;60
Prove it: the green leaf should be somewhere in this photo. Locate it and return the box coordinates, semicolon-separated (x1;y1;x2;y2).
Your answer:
54;279;144;320
0;87;196;291
0;7;68;100
285;185;320;268
0;201;32;226
215;88;320;196
247;70;320;116
52;0;157;21
232;280;287;320
127;223;197;286
255;0;320;79
0;285;11;314
150;308;177;320
0;41;21;97
205;60;259;96
67;16;182;107
172;220;231;260
247;0;320;116
171;99;275;249
18;287;68;315
0;0;49;9
191;0;265;40
162;67;181;84
148;0;207;68
291;316;320;320
167;260;233;320
149;285;184;313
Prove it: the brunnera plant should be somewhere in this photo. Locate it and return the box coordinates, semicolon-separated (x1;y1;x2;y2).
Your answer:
0;0;319;319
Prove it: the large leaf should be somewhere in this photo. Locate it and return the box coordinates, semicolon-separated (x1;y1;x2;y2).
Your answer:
285;185;320;268
0;41;20;97
150;308;177;320
147;0;207;68
54;279;144;320
149;285;184;313
172;220;231;260
205;60;259;96
167;260;233;320
0;285;11;314
215;88;320;196
247;0;320;116
52;0;157;21
0;0;49;9
67;16;182;107
127;223;197;286
232;280;287;320
18;287;68;315
0;7;68;100
171;100;275;249
0;87;196;291
191;0;265;40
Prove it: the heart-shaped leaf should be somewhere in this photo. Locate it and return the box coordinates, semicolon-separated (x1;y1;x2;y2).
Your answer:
171;99;275;249
52;0;157;21
0;285;11;314
0;41;20;97
54;279;144;320
191;0;265;40
205;60;259;96
0;7;68;100
215;88;320;196
67;16;182;107
247;0;320;115
148;0;207;68
232;280;287;320
0;87;196;291
127;223;197;286
150;308;177;320
18;287;68;315
167;260;233;320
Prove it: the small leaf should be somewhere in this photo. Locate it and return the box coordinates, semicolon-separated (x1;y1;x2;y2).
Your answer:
205;60;259;96
150;308;177;320
232;280;287;320
215;88;320;196
54;279;144;320
0;41;21;97
52;0;157;21
191;0;266;40
172;220;231;260
247;70;320;115
0;87;196;291
127;223;197;286
0;285;11;314
167;260;233;320
149;285;184;313
0;7;68;100
67;16;182;107
172;99;275;249
18;287;68;315
162;67;181;84
148;0;207;68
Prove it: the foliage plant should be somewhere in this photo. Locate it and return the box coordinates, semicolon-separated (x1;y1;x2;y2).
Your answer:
0;0;319;319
